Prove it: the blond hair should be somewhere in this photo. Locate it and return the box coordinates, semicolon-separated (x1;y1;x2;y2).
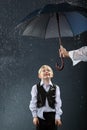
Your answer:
38;65;53;75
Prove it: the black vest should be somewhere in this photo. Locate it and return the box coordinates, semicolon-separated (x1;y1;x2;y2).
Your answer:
37;83;56;109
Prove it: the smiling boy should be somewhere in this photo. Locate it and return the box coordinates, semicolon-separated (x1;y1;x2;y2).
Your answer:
29;65;63;130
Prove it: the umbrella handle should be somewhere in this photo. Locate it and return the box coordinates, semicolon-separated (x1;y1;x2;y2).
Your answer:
55;56;64;71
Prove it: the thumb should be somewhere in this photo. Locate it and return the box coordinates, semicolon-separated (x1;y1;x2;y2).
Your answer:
60;45;63;49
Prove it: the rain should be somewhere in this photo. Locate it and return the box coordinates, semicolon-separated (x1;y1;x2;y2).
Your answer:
0;0;87;130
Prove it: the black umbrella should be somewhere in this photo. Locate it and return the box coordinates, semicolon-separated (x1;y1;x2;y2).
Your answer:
15;2;87;70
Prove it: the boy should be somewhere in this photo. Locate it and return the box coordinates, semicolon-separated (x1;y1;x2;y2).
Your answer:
29;65;63;130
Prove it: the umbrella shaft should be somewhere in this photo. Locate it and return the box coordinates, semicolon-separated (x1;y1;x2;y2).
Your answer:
56;13;62;46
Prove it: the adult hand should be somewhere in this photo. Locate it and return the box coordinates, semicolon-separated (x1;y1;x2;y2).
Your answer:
59;45;69;58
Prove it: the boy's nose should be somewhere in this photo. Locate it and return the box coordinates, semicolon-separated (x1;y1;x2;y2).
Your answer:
45;72;50;75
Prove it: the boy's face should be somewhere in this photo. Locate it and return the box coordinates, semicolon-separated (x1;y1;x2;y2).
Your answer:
38;66;53;79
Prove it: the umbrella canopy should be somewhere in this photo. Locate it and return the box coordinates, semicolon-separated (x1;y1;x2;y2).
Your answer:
16;2;87;38
15;2;87;70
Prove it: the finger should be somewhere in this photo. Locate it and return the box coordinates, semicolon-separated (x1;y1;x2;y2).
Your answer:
59;52;62;57
37;120;39;125
58;49;61;57
63;54;65;58
60;45;63;49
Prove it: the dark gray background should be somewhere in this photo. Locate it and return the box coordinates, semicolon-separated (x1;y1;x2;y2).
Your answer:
0;0;87;130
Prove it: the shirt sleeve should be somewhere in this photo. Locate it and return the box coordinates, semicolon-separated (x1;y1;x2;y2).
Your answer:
55;85;63;120
29;84;38;118
69;51;81;66
69;46;87;66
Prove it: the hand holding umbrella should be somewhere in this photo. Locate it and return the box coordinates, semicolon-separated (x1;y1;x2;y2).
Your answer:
59;45;69;58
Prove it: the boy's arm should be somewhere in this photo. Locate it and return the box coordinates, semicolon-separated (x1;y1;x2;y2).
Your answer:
55;85;63;126
55;85;63;120
29;84;38;118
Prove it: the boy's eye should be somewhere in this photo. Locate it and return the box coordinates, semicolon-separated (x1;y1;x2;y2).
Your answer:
41;69;45;72
42;69;50;72
47;69;50;72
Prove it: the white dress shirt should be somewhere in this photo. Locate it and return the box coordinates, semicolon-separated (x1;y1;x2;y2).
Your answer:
29;80;63;120
69;46;87;66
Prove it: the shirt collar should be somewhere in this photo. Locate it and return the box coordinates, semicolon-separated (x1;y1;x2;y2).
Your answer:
40;80;53;86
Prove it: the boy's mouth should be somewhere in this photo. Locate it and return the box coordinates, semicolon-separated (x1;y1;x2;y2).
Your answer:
45;73;50;77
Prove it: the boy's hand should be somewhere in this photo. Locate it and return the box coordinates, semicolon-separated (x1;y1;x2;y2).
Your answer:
55;119;62;126
33;117;39;126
